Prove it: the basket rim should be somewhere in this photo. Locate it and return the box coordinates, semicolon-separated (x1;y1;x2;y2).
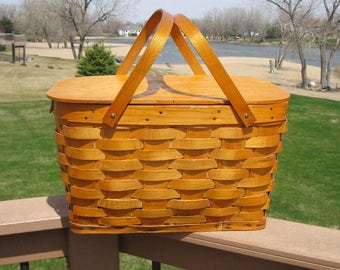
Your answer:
47;75;290;105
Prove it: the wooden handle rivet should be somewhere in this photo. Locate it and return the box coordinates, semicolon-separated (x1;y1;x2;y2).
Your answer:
244;113;249;119
111;113;116;119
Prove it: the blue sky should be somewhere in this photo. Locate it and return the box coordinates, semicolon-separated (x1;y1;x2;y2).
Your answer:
0;0;256;22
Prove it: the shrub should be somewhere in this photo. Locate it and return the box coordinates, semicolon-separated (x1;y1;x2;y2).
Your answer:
76;43;118;76
0;16;14;33
0;43;6;52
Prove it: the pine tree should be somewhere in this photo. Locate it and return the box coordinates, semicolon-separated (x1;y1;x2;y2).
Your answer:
76;43;118;77
0;17;14;33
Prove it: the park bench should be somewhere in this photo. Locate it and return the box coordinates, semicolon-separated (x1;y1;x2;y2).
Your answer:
0;195;339;270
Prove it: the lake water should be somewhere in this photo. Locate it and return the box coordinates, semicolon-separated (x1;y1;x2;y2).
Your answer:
107;38;340;67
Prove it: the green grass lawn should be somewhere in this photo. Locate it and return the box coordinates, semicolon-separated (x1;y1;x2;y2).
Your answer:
1;95;338;226
0;57;339;269
0;56;75;102
268;95;340;227
0;95;339;269
0;100;64;200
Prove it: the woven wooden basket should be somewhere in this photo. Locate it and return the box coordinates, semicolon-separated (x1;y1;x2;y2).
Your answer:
47;10;290;234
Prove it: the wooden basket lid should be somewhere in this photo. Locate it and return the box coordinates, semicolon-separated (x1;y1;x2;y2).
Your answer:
47;75;290;105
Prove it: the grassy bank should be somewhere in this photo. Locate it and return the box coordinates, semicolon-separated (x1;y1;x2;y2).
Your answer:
268;95;340;227
0;56;75;102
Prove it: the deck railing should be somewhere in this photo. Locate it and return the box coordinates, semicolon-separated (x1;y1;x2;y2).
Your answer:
1;195;339;270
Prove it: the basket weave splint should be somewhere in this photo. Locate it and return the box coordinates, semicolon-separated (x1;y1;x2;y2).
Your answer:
47;10;290;234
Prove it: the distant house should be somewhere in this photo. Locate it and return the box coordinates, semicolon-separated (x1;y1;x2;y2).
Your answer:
244;32;260;38
117;26;141;37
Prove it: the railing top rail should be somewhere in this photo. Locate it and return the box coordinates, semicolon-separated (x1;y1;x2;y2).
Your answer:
1;195;339;270
0;195;68;235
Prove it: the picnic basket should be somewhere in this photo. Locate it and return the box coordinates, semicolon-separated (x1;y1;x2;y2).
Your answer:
47;10;290;234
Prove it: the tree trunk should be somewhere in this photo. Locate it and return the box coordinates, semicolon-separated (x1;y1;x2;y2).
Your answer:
42;27;52;49
297;41;308;88
326;50;334;87
77;37;86;60
276;42;290;70
289;20;308;88
325;33;339;89
320;42;328;88
69;36;77;60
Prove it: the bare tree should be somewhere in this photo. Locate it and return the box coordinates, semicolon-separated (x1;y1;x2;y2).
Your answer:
199;8;224;40
266;0;317;88
0;4;19;34
228;8;247;38
19;0;60;47
196;7;249;40
216;8;228;40
315;0;340;89
0;4;18;23
274;11;294;69
244;8;267;41
193;15;212;39
47;0;137;60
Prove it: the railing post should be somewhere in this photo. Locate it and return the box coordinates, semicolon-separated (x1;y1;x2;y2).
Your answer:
22;44;26;65
152;261;161;270
11;43;15;63
20;262;29;270
67;232;119;270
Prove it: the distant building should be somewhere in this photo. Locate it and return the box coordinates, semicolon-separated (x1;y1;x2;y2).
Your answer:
117;26;141;37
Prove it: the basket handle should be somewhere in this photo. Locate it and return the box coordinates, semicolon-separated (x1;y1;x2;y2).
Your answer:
116;12;205;76
103;9;174;126
103;11;256;127
170;23;206;75
173;14;256;126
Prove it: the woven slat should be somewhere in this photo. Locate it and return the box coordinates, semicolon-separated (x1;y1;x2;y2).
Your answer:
51;111;288;233
97;199;142;210
99;216;141;226
97;180;142;191
168;179;214;190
